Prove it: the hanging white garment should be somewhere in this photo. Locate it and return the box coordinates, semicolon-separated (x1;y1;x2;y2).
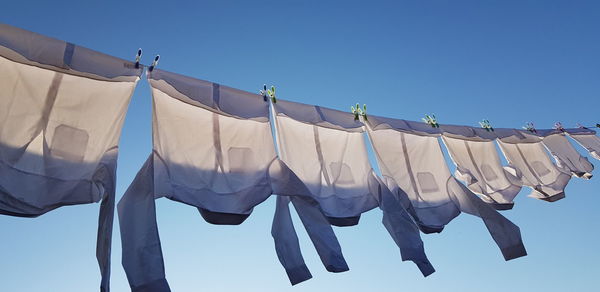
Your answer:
566;128;600;161
272;100;435;277
495;129;572;202
442;125;577;205
0;24;141;292
442;136;522;210
541;131;593;179
118;69;347;290
366;115;527;261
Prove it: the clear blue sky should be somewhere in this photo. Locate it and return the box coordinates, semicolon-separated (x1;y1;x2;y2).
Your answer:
1;1;599;291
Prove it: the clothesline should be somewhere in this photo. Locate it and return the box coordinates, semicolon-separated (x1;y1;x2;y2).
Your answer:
135;48;582;134
1;22;599;292
130;49;599;134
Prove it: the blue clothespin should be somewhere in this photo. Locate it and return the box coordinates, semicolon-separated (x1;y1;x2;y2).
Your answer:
148;55;160;72
134;48;142;69
351;103;367;121
553;122;565;132
479;119;494;132
523;122;536;133
423;114;439;128
259;85;276;103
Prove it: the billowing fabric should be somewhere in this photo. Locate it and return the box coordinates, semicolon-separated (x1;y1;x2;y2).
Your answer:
566;129;600;161
542;133;593;179
272;100;435;277
442;137;522;210
0;23;141;292
367;115;584;206
118;69;346;290
496;135;571;202
366;116;526;261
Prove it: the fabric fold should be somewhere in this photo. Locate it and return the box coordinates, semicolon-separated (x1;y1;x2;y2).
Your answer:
271;196;313;285
118;156;171;292
372;174;435;276
272;100;433;276
542;133;593;179
0;23;141;292
366;119;526;261
496;138;571;202
566;129;600;161
442;136;522;209
448;179;527;260
271;195;349;285
119;69;348;289
96;162;117;292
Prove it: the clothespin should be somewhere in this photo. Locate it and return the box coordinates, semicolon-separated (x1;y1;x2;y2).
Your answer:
523;122;536;133
134;48;142;69
351;103;367;121
267;86;276;103
479;119;494;132
259;85;276;103
148;55;160;72
596;123;600;128
422;114;439;128
260;85;268;102
553;122;565;132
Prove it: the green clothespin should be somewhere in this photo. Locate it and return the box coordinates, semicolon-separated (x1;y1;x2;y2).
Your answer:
351;103;361;121
259;85;276;103
422;114;439;128
267;86;276;103
523;122;536;133
350;103;367;121
361;104;368;121
479;119;494;132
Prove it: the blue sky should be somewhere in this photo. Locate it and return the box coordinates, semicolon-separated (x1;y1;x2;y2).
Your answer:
1;1;600;291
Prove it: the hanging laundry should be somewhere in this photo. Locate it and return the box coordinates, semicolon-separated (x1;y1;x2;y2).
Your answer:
0;24;142;292
441;131;522;210
272;100;435;277
495;129;572;202
118;69;346;290
566;128;600;161
540;130;593;179
365;115;527;261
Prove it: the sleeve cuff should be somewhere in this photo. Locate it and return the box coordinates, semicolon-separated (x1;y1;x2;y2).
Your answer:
132;278;171;292
501;243;528;261
286;264;313;286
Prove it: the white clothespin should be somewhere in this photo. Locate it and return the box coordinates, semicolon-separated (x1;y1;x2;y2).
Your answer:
149;55;160;72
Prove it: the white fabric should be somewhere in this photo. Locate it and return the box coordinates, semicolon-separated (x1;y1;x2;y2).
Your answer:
0;24;140;292
151;80;276;213
273;100;434;276
118;70;347;290
442;137;522;209
497;138;571;202
542;133;593;179
567;130;600;161
366;121;526;261
274;113;377;218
